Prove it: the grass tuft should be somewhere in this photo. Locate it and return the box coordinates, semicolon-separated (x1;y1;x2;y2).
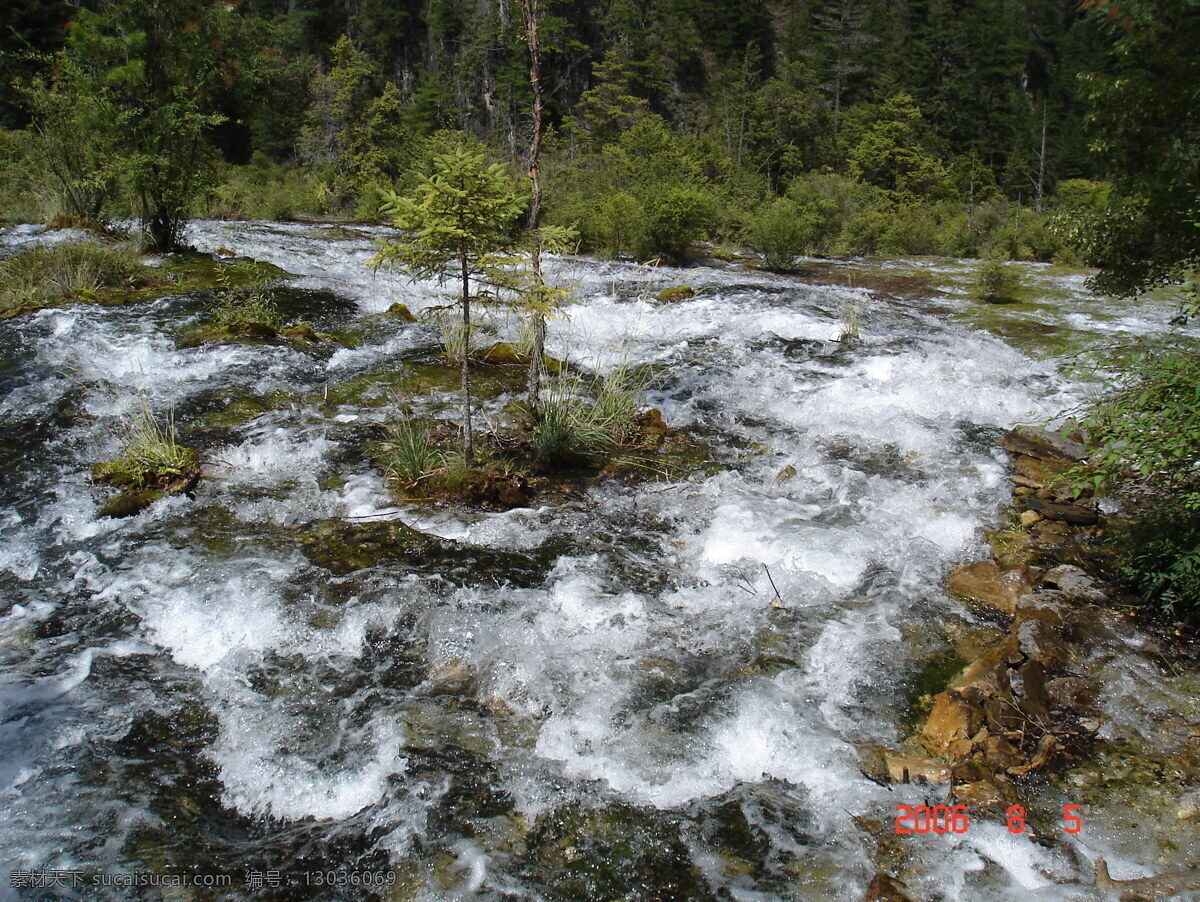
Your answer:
0;240;159;315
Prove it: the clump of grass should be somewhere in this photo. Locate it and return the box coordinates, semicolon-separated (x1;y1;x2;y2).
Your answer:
380;413;443;485
0;240;158;315
94;398;199;490
210;284;283;332
433;310;495;364
531;361;649;462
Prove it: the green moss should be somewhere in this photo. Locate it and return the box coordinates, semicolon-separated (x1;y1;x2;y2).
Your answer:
321;361;527;410
193;391;294;430
98;489;164;518
655;284;695;303
900;647;967;731
296;518;439;574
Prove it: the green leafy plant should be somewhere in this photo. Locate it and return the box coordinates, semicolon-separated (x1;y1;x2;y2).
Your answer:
1074;342;1200;613
210;284;283;333
972;259;1024;303
749;198;812;271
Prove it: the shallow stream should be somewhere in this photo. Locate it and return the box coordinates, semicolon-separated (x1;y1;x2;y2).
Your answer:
1;221;1198;900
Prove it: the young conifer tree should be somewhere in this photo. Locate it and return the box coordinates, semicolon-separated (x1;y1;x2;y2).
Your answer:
371;140;526;464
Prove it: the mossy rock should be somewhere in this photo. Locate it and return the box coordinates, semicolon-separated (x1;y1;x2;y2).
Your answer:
478;341;530;365
176;320;279;348
99;489;165;518
655;285;695;303
296;518;442;575
387;302;418;322
281;322;321;345
92;451;200;492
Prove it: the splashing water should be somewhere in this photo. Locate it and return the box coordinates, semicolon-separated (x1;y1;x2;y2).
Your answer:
0;220;1196;901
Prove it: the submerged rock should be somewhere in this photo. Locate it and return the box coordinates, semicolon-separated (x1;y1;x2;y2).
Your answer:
296;518;440;574
1093;859;1200;900
865;873;918;902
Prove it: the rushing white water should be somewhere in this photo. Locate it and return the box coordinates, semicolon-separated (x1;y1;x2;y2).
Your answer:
1;220;1197;901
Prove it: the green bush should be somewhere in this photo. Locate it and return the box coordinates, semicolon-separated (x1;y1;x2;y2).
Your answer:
785;172;884;254
1079;344;1200;614
878;204;937;256
972;259;1025;303
207;158;328;221
749;198;812;271
0;130;53;224
210;285;283;332
638;185;717;263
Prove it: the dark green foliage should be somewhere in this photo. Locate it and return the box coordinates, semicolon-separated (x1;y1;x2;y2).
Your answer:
1078;344;1200;613
972;259;1024;303
749;198;813;270
1073;0;1200;294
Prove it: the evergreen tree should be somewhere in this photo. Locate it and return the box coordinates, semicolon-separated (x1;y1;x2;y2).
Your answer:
371;141;528;463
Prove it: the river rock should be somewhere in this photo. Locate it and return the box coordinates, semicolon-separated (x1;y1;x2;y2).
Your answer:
864;873;917;902
952;777;1009;808
946;561;1035;614
424;659;478;696
1021;496;1099;525
923;689;984;757
1000;426;1087;463
979;732;1023;771
885;753;951;785
655;285;695;303
1046;676;1099;711
1094;858;1200;900
1014;590;1070;629
1009;658;1050;721
1042;565;1108;602
951;637;1019;696
1016;617;1069;671
1013;455;1069;489
1019;509;1043;527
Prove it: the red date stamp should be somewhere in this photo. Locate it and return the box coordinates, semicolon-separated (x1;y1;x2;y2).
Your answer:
895;804;1083;834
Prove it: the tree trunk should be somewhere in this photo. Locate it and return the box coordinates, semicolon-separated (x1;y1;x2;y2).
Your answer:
522;0;547;422
460;257;474;464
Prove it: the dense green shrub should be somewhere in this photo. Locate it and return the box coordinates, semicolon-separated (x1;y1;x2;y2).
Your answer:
0;130;53;224
637;185;718;263
207;158;329;221
749;198;812;271
878;204;937;256
971;259;1024;302
1080;344;1200;613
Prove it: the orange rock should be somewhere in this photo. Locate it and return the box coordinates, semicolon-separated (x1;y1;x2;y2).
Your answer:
922;690;984;757
946;561;1034;615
